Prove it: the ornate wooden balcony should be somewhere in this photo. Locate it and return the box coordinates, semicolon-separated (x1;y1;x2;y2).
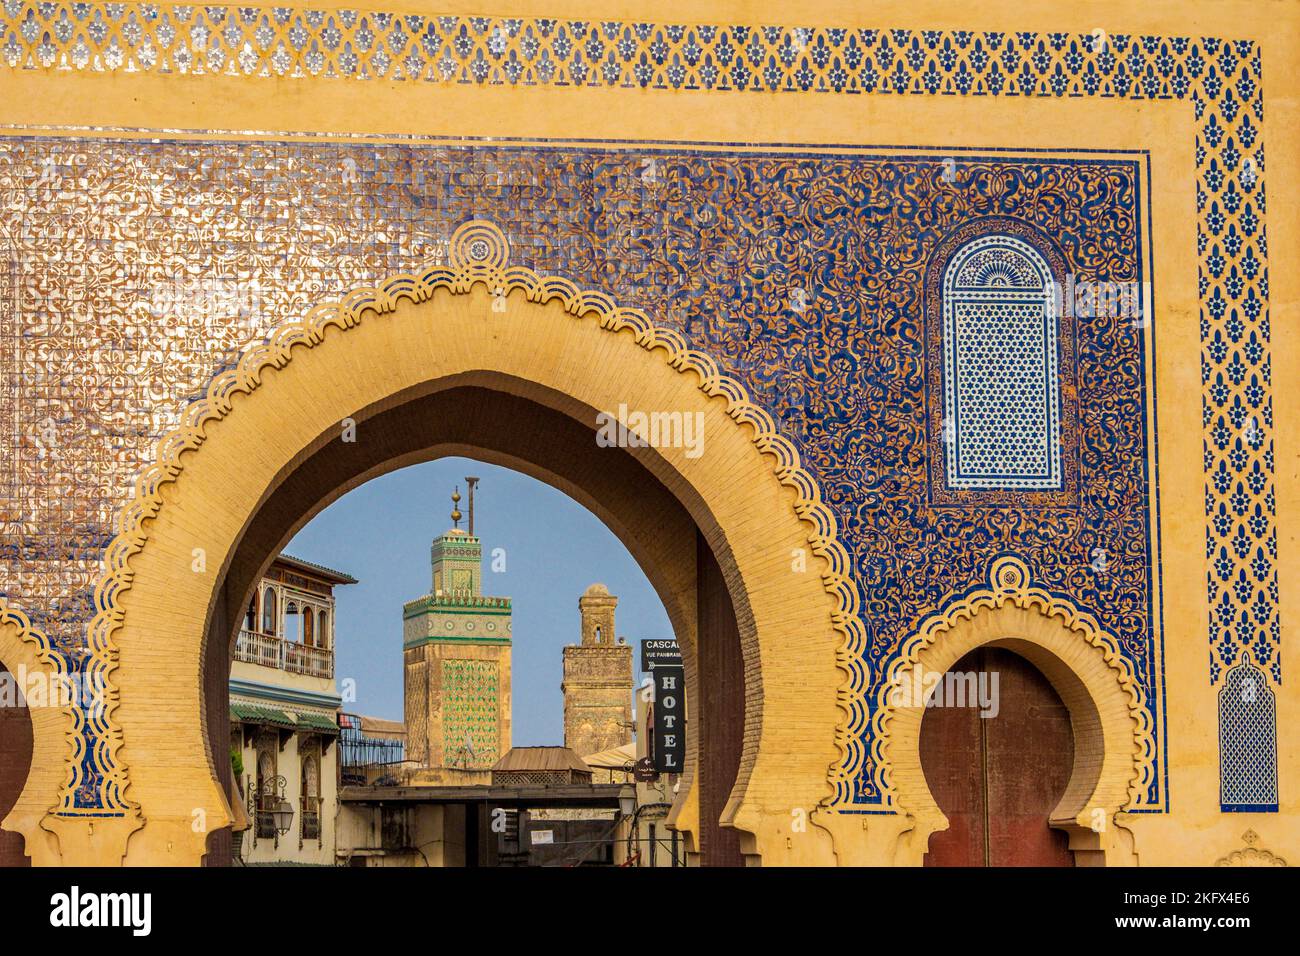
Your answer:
235;629;334;679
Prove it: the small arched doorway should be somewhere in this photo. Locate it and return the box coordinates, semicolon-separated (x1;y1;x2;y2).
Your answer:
0;658;33;867
920;646;1074;866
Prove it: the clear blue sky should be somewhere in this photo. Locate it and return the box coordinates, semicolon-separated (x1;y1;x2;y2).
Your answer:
286;457;670;745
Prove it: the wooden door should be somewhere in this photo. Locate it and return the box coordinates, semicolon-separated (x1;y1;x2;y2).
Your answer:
920;647;1074;866
0;660;33;866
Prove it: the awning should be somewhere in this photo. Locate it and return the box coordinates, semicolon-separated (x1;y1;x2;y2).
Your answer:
230;703;294;728
293;711;341;734
230;702;339;735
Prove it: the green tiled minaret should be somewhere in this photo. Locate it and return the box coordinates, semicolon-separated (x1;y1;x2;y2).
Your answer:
402;482;513;773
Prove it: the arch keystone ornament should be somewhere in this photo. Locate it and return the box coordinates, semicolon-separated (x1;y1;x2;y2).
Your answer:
1214;829;1288;867
876;556;1149;866
22;219;864;866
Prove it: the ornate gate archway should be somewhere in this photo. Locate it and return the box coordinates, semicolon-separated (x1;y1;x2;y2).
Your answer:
877;556;1149;866
6;221;860;866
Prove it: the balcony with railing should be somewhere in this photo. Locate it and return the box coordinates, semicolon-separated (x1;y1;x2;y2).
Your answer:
339;716;406;787
254;791;279;840
236;629;334;679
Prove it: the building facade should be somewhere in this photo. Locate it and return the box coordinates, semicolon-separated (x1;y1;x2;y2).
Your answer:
587;702;685;868
230;555;355;866
403;490;512;780
563;584;635;759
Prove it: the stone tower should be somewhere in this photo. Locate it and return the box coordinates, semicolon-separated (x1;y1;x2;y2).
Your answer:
404;483;512;773
562;583;634;757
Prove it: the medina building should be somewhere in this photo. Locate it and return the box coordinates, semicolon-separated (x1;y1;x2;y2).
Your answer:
229;555;355;866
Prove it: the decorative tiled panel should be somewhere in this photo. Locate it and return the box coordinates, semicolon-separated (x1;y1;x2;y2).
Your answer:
441;658;499;769
0;2;1279;813
0;4;1262;101
1218;658;1278;812
942;235;1061;491
0;137;1160;809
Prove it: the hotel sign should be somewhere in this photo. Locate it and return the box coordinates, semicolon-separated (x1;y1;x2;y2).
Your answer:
651;664;686;774
640;639;682;671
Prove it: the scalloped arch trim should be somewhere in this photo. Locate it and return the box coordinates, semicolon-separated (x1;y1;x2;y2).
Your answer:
71;220;870;815
872;555;1151;811
0;596;81;855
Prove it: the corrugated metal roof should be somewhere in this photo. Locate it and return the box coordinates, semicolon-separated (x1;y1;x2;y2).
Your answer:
491;746;591;774
358;715;406;739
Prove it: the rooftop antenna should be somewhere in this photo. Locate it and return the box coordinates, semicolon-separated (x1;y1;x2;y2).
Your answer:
465;476;480;535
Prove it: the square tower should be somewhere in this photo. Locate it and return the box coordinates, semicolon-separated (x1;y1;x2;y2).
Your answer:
562;583;634;758
404;489;512;774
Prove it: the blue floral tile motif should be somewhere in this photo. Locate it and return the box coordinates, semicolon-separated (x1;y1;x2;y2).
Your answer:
0;139;1163;811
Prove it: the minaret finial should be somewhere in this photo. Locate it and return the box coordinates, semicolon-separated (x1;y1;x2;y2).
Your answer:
450;485;462;530
465;476;480;536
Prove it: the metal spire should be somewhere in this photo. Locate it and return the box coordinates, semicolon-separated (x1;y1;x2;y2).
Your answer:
465;476;480;535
